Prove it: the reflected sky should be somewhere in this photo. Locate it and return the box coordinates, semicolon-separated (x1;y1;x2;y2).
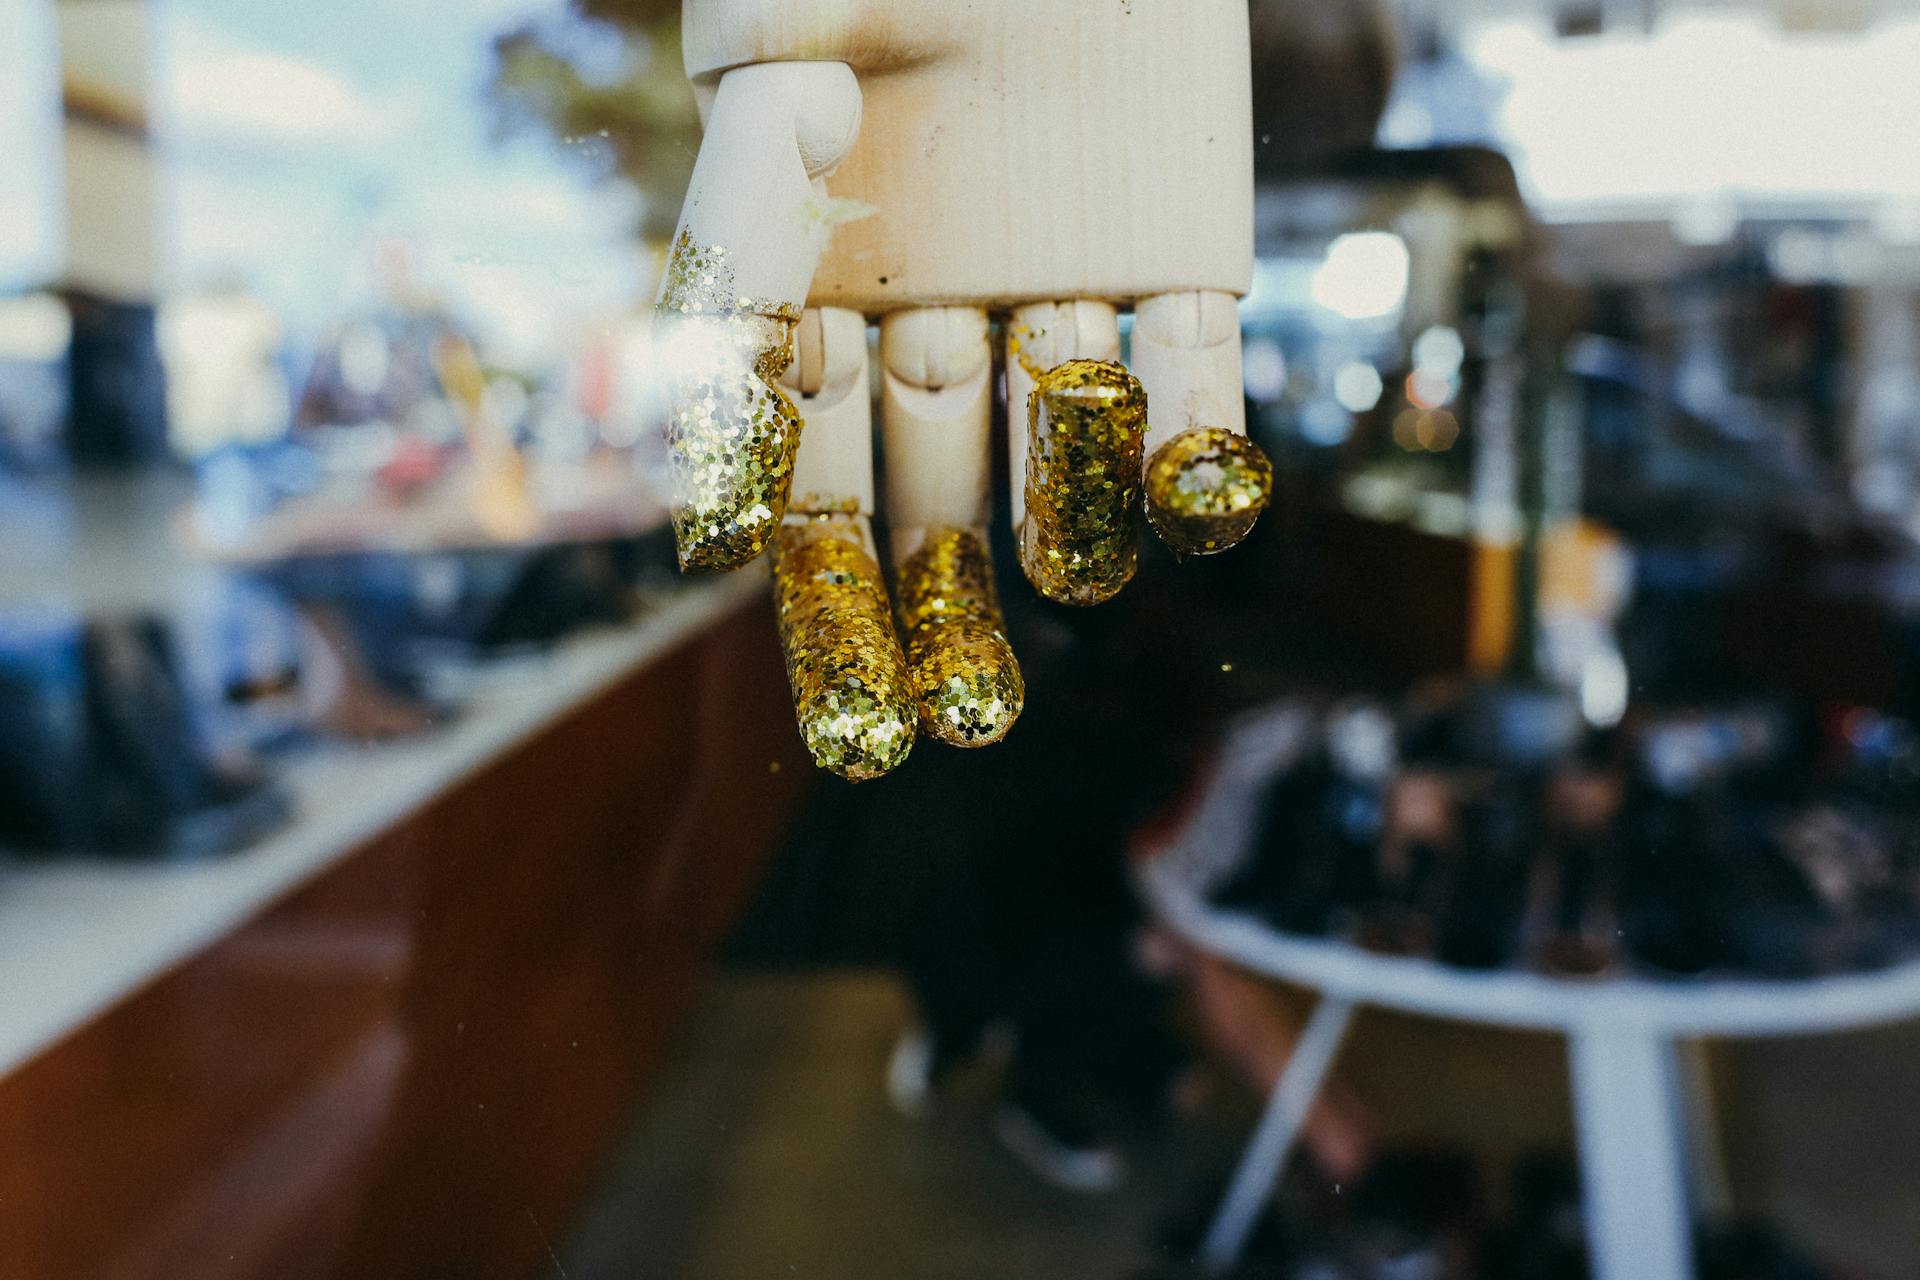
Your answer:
3;0;652;370
1464;11;1920;217
0;3;63;292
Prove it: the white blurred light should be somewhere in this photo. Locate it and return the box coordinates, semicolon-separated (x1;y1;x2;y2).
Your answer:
1327;703;1397;780
1310;232;1409;321
1855;458;1910;517
481;376;529;432
1672;194;1739;246
1864;367;1920;423
1300;400;1353;447
1332;360;1384;413
1377;99;1435;148
168;24;398;148
160;292;290;453
1580;648;1630;728
1465;13;1920;212
338;323;389;395
1769;228;1829;283
0;293;69;363
1412;326;1465;375
1676;355;1728;412
0;4;61;293
1242;336;1288;402
1408;368;1457;410
1874;200;1920;244
1831;233;1882;282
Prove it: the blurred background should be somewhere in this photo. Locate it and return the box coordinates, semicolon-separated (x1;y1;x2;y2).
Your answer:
4;1;1920;1278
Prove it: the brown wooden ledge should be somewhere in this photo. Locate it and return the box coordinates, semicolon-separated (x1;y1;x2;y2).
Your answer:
0;595;810;1279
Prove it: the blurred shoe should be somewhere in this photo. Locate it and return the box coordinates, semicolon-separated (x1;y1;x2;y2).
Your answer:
885;1027;937;1118
1524;838;1621;978
1437;789;1528;970
1484;1151;1587;1280
993;1101;1126;1193
1348;1147;1483;1280
885;1021;1013;1119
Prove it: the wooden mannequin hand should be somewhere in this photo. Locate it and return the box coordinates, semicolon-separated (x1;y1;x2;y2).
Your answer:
656;0;1270;780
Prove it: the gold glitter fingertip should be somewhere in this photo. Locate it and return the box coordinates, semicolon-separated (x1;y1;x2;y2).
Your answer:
1020;359;1147;606
658;231;805;573
1144;427;1273;556
773;517;915;781
896;528;1023;747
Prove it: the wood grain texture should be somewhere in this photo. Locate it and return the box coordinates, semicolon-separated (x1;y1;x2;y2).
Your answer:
684;0;1254;312
0;600;810;1280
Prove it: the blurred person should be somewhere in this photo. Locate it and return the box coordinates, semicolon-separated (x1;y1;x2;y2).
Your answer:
713;0;1405;1196
1138;698;1390;1193
874;0;1404;1192
878;527;1197;1191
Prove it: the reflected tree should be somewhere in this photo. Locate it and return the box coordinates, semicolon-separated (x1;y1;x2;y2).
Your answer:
488;0;700;238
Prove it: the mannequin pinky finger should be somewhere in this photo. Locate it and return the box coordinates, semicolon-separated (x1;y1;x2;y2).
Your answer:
1130;290;1273;558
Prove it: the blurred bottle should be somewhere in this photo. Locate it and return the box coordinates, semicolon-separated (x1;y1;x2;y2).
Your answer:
1521;733;1625;977
1222;701;1393;938
1354;765;1456;957
1437;779;1530;969
1619;722;1735;977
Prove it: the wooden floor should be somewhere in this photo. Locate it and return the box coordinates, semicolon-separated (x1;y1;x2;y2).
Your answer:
556;971;1233;1280
557;970;1920;1280
1720;1021;1920;1278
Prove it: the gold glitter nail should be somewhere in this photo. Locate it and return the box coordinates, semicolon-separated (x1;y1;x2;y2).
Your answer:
658;230;805;574
896;528;1023;747
772;516;915;781
1144;427;1274;557
1020;359;1147;606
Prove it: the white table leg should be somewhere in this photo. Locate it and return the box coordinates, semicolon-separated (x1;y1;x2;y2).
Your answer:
1568;1026;1694;1280
1200;996;1357;1274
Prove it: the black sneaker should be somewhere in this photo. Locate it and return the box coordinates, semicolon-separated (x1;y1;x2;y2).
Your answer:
885;1022;1010;1118
992;1100;1126;1193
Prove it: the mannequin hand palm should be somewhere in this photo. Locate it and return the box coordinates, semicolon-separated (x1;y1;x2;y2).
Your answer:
658;0;1271;779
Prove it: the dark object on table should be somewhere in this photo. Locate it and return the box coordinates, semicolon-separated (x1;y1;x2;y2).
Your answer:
1205;690;1920;982
1218;708;1388;937
1524;835;1621;977
1484;1151;1589;1280
1436;784;1529;969
475;537;657;650
0;613;288;858
1695;1221;1831;1280
63;291;170;469
1353;831;1450;957
1217;753;1338;933
1619;786;1736;976
263;529;669;708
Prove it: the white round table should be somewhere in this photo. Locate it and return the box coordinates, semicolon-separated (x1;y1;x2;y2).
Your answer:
1140;852;1920;1280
